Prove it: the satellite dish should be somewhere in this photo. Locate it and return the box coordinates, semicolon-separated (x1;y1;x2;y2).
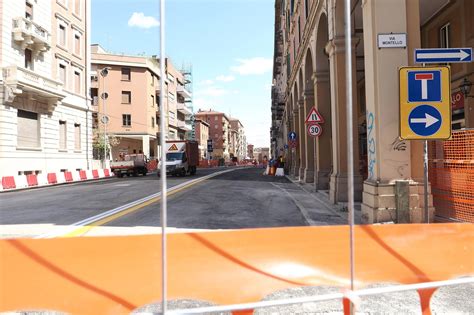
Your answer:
101;92;108;100
101;115;109;124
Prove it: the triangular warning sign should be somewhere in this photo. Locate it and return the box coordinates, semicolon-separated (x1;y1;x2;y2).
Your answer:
168;143;179;151
305;107;324;124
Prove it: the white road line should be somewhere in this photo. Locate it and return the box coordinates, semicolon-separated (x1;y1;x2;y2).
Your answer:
270;182;314;226
36;168;239;238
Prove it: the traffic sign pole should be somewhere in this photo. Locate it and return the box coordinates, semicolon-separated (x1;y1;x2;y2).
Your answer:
422;63;429;224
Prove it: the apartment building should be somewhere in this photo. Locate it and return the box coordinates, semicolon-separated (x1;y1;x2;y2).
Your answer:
194;119;209;160
247;144;254;160
91;45;160;160
229;118;246;161
194;109;230;160
165;60;192;141
0;0;91;176
91;47;192;160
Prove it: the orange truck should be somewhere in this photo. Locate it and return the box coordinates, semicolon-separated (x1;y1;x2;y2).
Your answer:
158;140;199;176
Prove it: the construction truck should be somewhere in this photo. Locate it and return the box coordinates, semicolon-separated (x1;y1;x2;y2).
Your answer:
158;140;199;177
110;154;148;178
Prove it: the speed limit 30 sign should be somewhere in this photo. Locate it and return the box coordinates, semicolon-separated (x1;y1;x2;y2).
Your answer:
307;123;322;137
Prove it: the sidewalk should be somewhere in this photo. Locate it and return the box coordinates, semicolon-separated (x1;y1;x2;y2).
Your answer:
271;175;362;226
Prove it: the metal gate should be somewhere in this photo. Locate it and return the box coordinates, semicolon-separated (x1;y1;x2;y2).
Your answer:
429;129;474;222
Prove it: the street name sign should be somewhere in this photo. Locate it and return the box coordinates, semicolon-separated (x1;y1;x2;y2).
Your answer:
305;107;324;124
377;33;407;48
307;123;322;137
415;48;472;64
399;66;451;140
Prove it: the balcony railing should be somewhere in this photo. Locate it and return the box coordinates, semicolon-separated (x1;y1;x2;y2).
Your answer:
12;17;50;54
177;84;192;99
177;102;192;116
177;120;192;131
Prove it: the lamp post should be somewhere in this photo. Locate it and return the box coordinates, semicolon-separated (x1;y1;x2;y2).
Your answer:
459;77;473;98
100;67;111;168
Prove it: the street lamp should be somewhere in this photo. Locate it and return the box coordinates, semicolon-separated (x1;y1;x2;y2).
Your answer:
459;78;473;98
100;67;111;168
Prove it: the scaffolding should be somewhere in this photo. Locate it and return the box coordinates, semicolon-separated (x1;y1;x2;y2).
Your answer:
181;63;195;140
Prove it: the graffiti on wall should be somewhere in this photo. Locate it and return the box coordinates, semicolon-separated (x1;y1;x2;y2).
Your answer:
367;111;376;180
391;137;407;151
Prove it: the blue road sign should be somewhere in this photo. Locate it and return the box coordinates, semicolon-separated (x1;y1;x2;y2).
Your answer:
408;105;442;136
415;48;472;64
288;131;297;141
407;70;442;103
284;144;289;149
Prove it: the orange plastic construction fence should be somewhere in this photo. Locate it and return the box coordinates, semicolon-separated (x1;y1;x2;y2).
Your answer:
0;224;472;314
429;129;474;222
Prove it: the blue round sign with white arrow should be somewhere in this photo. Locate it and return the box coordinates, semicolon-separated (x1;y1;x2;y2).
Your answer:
288;131;297;141
408;105;442;136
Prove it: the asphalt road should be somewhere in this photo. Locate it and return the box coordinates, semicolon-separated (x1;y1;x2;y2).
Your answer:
106;167;308;229
0;167;223;226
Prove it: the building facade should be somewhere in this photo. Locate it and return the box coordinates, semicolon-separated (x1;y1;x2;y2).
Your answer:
194;119;209;160
0;0;91;177
271;0;474;223
91;47;192;161
91;45;160;160
230;118;246;161
194;110;230;160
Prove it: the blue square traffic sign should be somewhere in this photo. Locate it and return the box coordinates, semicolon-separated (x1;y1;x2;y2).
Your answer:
407;70;442;103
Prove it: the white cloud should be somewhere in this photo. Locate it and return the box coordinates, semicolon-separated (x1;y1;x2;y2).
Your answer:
128;12;160;29
230;58;273;75
216;75;235;82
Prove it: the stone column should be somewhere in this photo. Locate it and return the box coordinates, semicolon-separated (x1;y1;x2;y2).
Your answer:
361;0;433;223
298;99;306;180
303;89;315;183
326;37;363;203
142;135;150;157
313;71;332;190
292;108;300;176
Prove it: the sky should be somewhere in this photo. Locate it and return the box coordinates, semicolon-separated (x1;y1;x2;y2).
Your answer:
92;0;275;147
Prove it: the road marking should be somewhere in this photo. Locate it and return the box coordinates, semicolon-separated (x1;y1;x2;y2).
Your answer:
36;168;240;238
270;182;313;226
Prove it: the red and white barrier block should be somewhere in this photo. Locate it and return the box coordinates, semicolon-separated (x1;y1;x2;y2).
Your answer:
0;169;114;192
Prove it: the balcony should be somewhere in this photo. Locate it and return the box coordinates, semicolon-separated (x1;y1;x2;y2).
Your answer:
177;102;192;116
177;120;192;131
12;17;50;54
177;84;192;99
1;65;66;111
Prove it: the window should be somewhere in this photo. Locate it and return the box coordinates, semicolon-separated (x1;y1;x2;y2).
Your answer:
121;91;131;104
214;116;218;121
74;33;80;55
25;1;33;19
17;110;39;148
74;123;81;150
151;95;155;107
74;0;81;15
121;68;131;81
440;23;450;48
59;121;67;150
25;49;33;70
91;88;98;105
169;111;175;120
290;0;294;16
74;71;81;94
168;92;175;102
122;114;131;126
59;24;66;46
59;64;66;84
151;117;155;128
305;0;308;18
215;125;218;129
